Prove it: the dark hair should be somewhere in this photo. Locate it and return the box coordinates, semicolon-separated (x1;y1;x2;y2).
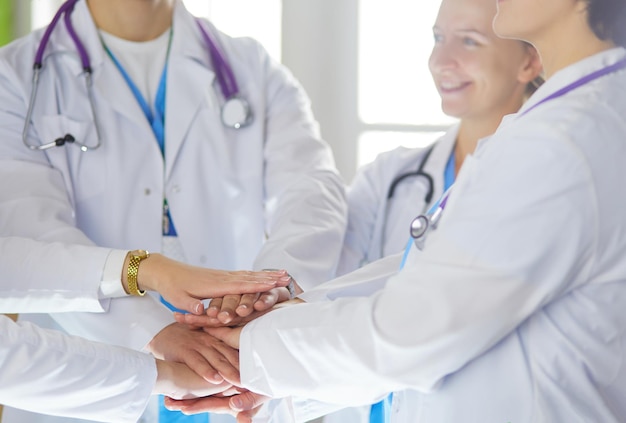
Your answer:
586;0;626;48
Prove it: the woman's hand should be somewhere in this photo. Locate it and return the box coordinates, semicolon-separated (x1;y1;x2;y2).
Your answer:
123;252;292;315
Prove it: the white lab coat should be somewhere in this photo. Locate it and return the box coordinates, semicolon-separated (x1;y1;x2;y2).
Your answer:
239;48;626;422
0;236;122;313
0;238;154;422
0;0;345;421
320;128;456;423
337;125;456;275
0;316;155;423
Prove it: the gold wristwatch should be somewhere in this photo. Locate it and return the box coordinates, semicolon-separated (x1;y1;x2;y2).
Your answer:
127;250;150;296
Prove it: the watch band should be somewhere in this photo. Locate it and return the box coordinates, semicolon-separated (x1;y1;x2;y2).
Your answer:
127;250;150;296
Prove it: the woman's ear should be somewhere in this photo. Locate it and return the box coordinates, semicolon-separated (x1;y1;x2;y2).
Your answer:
519;43;543;85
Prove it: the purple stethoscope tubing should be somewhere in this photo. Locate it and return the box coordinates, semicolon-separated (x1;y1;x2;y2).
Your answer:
196;20;252;129
22;0;251;152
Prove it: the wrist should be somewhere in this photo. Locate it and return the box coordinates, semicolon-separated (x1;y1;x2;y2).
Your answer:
153;359;173;396
123;250;150;296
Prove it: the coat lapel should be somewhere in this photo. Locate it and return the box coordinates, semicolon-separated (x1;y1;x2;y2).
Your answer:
164;2;218;179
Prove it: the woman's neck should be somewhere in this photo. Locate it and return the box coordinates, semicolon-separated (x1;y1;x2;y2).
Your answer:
86;0;174;41
454;116;504;175
526;7;615;78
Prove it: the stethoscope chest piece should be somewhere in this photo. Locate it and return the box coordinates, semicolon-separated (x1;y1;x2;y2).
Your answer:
410;214;430;240
221;96;252;129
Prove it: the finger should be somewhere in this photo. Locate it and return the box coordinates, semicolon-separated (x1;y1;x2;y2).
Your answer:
175;313;223;328
207;272;293;298
203;348;241;385
212;339;241;373
253;289;280;311
204;326;241;349
230;391;270;412
235;293;260;316
236;405;264;423
164;396;236;415
195;335;241;385
183;350;223;384
218;295;242;324
207;297;223;318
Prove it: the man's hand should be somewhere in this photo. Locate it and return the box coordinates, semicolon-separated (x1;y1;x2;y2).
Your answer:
123;253;292;315
147;323;241;384
174;287;291;327
164;391;270;423
204;276;303;324
174;289;305;329
153;360;233;399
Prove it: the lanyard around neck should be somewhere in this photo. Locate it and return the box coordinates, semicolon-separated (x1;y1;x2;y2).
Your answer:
103;32;178;237
102;31;172;156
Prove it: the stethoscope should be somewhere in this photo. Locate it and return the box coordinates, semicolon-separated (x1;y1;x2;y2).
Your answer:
409;186;452;250
22;0;252;152
379;144;436;254
407;53;626;250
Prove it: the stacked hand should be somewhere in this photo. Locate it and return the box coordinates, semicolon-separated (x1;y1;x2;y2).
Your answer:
132;254;304;420
123;253;302;417
160;285;304;421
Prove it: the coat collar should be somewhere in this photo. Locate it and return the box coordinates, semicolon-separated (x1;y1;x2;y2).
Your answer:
519;47;626;117
43;0;221;179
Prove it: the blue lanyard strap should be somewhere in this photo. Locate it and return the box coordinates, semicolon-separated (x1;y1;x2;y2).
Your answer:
102;34;177;237
102;43;169;155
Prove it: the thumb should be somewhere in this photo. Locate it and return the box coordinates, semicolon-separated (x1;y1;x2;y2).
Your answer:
164;292;205;315
230;391;270;412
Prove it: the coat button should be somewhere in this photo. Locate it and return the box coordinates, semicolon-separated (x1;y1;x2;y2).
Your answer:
144;188;151;195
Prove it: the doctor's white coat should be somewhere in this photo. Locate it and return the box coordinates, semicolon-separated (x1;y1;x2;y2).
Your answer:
240;48;626;422
0;237;155;422
0;0;346;421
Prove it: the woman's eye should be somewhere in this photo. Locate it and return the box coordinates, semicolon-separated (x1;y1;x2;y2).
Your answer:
463;37;479;46
433;33;443;43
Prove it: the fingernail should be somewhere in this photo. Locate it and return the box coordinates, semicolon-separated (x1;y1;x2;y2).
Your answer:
194;303;204;314
209;373;224;383
237;304;248;310
218;311;232;323
279;276;292;282
231;397;243;411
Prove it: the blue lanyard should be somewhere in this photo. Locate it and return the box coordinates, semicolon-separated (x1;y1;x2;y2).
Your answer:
371;149;457;423
104;39;177;236
399;149;455;269
103;46;168;155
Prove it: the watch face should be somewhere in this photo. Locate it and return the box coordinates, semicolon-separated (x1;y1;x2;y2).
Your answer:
132;250;149;259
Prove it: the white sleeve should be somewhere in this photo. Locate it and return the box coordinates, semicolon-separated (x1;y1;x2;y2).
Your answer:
336;160;387;276
0;316;155;422
0;237;126;313
238;128;596;405
249;41;347;290
299;253;402;303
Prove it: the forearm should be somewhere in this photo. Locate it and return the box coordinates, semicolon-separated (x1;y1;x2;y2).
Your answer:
0;237;120;313
0;316;155;422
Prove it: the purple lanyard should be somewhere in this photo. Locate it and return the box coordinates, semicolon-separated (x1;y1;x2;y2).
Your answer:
521;56;626;117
